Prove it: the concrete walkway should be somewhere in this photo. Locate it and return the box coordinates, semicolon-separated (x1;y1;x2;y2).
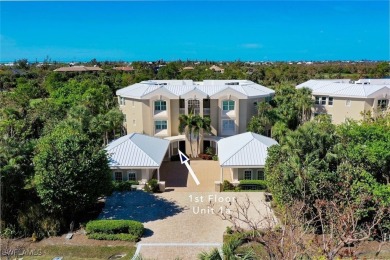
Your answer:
159;160;232;192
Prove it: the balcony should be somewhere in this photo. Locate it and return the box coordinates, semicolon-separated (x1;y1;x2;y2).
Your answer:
203;108;210;115
179;108;185;114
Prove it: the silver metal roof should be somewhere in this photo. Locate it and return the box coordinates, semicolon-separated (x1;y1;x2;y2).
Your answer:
105;133;169;168
116;80;275;99
296;79;390;98
217;132;278;168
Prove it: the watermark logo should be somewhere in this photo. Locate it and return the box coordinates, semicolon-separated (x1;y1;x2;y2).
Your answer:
1;248;42;257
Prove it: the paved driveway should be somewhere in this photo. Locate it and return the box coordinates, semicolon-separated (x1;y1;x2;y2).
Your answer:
100;191;274;259
159;160;232;192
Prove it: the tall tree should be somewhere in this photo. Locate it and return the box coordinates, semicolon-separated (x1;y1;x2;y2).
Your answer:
34;123;112;220
178;113;211;157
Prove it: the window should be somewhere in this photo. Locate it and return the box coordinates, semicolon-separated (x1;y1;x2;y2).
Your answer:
346;100;351;107
179;99;185;108
244;170;252;180
128;172;136;181
155;120;167;130
119;97;125;106
222;100;235;111
265;96;272;102
188;99;200;114
377;99;388;110
114;172;123;182
315;96;330;106
328;97;333;106
257;170;265;180
133;120;136;126
154;100;167;111
222;120;235;131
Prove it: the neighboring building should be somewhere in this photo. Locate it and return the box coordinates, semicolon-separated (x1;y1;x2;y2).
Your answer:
105;133;169;182
182;66;194;70
116;80;274;156
113;66;135;71
209;65;224;73
217;132;278;185
296;79;390;124
54;65;103;72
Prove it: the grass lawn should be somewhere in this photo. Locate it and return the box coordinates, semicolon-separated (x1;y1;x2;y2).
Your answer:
21;245;136;260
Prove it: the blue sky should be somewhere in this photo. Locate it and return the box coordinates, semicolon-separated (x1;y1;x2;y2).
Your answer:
0;1;389;62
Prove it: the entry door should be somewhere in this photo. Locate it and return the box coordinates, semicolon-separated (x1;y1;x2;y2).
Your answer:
179;140;186;154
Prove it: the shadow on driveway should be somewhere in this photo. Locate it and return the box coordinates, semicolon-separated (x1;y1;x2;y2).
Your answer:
99;191;186;222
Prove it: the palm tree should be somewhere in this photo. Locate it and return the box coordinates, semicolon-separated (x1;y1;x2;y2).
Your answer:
194;115;211;156
178;113;196;157
179;113;212;157
295;87;313;124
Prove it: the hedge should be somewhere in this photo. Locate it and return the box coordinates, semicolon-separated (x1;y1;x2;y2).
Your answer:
239;180;267;190
86;220;144;238
88;233;139;242
112;180;139;192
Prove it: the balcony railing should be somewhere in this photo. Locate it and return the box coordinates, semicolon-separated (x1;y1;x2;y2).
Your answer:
203;108;210;115
179;108;185;114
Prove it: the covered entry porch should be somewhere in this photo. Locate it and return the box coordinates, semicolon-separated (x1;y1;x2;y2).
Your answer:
164;135;222;160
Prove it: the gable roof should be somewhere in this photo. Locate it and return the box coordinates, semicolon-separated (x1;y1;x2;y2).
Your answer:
296;79;390;98
217;132;278;168
116;80;275;99
105;133;169;168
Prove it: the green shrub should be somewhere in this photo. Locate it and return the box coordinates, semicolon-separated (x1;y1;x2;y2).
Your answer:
239;180;267;190
86;220;144;238
1;225;18;238
205;147;214;156
147;179;159;193
212;155;218;161
111;180;139;192
88;233;139;241
223;180;234;191
17;204;62;239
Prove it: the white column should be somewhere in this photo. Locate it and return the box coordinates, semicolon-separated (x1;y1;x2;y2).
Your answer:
184;99;188;115
157;168;160;181
220;167;223;182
